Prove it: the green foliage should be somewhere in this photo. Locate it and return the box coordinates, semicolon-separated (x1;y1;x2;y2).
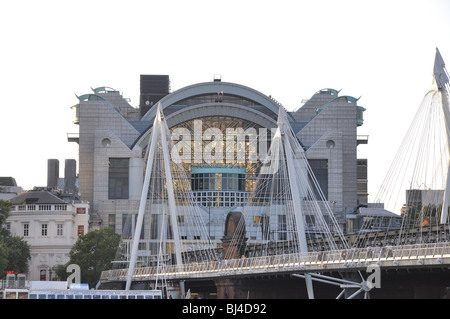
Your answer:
0;199;31;279
0;199;11;226
2;234;30;274
57;227;121;288
0;239;8;274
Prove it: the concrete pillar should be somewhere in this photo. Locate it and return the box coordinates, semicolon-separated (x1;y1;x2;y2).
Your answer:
129;157;144;200
166;281;183;299
215;279;243;299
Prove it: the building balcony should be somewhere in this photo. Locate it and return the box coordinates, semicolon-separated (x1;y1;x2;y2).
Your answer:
10;204;69;213
67;133;79;144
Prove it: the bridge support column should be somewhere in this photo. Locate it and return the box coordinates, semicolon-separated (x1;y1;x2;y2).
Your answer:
215;279;244;299
166;281;183;299
341;272;364;299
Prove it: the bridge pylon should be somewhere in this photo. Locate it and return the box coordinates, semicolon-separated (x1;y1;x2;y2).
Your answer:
125;103;190;295
435;48;450;224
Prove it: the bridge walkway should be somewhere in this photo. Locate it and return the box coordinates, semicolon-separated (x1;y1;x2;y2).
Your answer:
101;241;450;283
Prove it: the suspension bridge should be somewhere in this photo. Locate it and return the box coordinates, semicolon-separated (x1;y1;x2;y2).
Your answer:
99;48;450;299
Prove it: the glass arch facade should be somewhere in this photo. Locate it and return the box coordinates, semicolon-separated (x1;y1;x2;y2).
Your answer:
166;116;269;207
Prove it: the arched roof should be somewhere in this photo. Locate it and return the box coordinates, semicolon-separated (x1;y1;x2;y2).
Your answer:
141;81;281;122
132;81;280;150
314;88;341;96
132;103;277;151
91;86;119;94
317;95;361;113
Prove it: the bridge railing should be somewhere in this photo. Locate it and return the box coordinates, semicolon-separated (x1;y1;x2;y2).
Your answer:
100;242;450;282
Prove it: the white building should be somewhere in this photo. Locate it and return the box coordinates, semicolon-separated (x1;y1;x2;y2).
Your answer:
6;190;89;281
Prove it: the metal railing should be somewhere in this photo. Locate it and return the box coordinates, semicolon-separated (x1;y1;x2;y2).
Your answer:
0;279;28;290
100;242;450;282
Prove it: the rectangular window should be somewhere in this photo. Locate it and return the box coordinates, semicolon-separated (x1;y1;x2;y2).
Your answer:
108;214;116;229
57;224;63;236
150;214;159;240
278;215;286;241
308;159;329;200
122;214;143;239
108;158;129;199
77;225;84;236
253;216;261;225
23;224;29;237
41;224;48;236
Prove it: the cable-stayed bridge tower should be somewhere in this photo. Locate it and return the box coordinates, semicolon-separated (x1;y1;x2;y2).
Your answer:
125;103;217;294
434;49;450;224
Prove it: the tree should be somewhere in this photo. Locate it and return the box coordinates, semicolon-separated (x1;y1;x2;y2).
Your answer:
0;199;30;278
3;234;31;274
0;200;10;275
0;239;8;275
0;199;11;227
57;227;121;288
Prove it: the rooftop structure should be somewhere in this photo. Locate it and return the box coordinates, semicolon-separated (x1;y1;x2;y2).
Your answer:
0;177;22;200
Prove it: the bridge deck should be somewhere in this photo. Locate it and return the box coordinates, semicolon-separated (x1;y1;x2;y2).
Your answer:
100;242;450;283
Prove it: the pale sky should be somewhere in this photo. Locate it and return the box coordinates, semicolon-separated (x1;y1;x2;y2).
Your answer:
1;0;450;202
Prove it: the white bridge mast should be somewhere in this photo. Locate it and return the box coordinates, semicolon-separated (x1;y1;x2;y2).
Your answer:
126;104;184;296
434;49;450;224
277;107;315;299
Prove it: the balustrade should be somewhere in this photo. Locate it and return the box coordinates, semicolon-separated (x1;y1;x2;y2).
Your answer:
101;241;450;282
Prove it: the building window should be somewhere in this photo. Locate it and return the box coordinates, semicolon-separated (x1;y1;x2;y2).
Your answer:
41;224;48;236
253;216;261;225
278;215;286;241
308;159;329;200
77;225;84;236
108;158;129;199
122;214;143;240
23;223;29;237
108;214;116;229
150;214;159;240
40;269;47;281
57;224;63;236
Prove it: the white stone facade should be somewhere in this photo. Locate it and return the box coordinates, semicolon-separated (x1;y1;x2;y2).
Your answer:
6;194;89;281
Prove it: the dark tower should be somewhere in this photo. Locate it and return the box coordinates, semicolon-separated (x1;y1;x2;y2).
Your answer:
47;159;59;189
139;75;170;116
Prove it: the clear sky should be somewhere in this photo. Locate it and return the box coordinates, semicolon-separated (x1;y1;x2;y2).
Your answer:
1;0;450;202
